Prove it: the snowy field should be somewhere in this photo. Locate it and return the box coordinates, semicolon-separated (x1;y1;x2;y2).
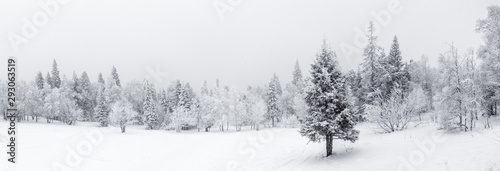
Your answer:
1;115;500;171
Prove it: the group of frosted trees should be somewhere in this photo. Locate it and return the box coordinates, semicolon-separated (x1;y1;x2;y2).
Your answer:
350;21;418;133
349;6;500;132
1;57;309;134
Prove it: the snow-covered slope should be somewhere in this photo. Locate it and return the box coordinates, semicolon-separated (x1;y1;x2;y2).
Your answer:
0;118;499;171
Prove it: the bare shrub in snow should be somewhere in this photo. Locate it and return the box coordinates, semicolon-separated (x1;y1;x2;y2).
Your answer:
365;85;425;133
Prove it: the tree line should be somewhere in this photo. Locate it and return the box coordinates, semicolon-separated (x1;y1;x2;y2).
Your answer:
0;5;498;157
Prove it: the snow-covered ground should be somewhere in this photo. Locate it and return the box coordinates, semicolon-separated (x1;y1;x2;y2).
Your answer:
1;116;500;171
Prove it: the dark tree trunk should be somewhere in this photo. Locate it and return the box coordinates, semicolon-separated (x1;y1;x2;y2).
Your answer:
326;133;333;157
121;125;126;133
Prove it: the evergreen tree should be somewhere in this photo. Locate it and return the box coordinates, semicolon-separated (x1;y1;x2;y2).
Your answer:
72;72;81;94
52;60;61;88
97;72;105;85
360;21;384;104
143;80;158;129
79;71;94;121
266;76;280;127
35;71;44;90
299;40;359;157
94;85;109;127
201;80;209;96
272;73;283;96
380;36;411;98
46;72;53;89
111;66;121;87
292;59;304;89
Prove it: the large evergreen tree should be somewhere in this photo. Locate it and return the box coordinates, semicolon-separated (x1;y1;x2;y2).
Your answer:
94;86;109;127
79;71;94;121
360;21;384;105
380;36;411;98
143;80;158;129
300;40;359;157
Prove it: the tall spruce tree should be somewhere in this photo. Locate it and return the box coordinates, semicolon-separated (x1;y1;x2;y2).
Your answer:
292;59;304;88
98;73;105;85
35;72;44;90
266;76;280;127
52;60;61;88
143;80;158;129
80;71;94;121
72;72;81;94
111;66;121;87
300;40;359;157
272;73;283;96
201;80;209;96
380;36;411;98
46;72;53;89
94;86;109;127
360;21;384;104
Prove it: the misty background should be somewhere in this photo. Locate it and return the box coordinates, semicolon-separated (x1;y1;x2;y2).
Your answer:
0;0;497;91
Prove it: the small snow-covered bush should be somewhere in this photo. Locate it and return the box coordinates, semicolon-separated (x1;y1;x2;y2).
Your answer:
109;100;137;133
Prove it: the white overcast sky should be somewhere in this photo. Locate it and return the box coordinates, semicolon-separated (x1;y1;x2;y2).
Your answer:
0;0;498;91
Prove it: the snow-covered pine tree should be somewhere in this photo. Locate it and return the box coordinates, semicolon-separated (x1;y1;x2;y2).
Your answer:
299;40;359;157
94;85;110;127
79;71;94;121
201;80;209;96
380;36;411;98
143;80;158;129
35;72;44;90
360;21;384;105
272;73;282;96
183;82;194;108
46;72;53;89
292;59;304;90
72;72;81;94
159;89;171;127
97;72;105;85
266;76;280;127
111;66;121;87
52;60;61;88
